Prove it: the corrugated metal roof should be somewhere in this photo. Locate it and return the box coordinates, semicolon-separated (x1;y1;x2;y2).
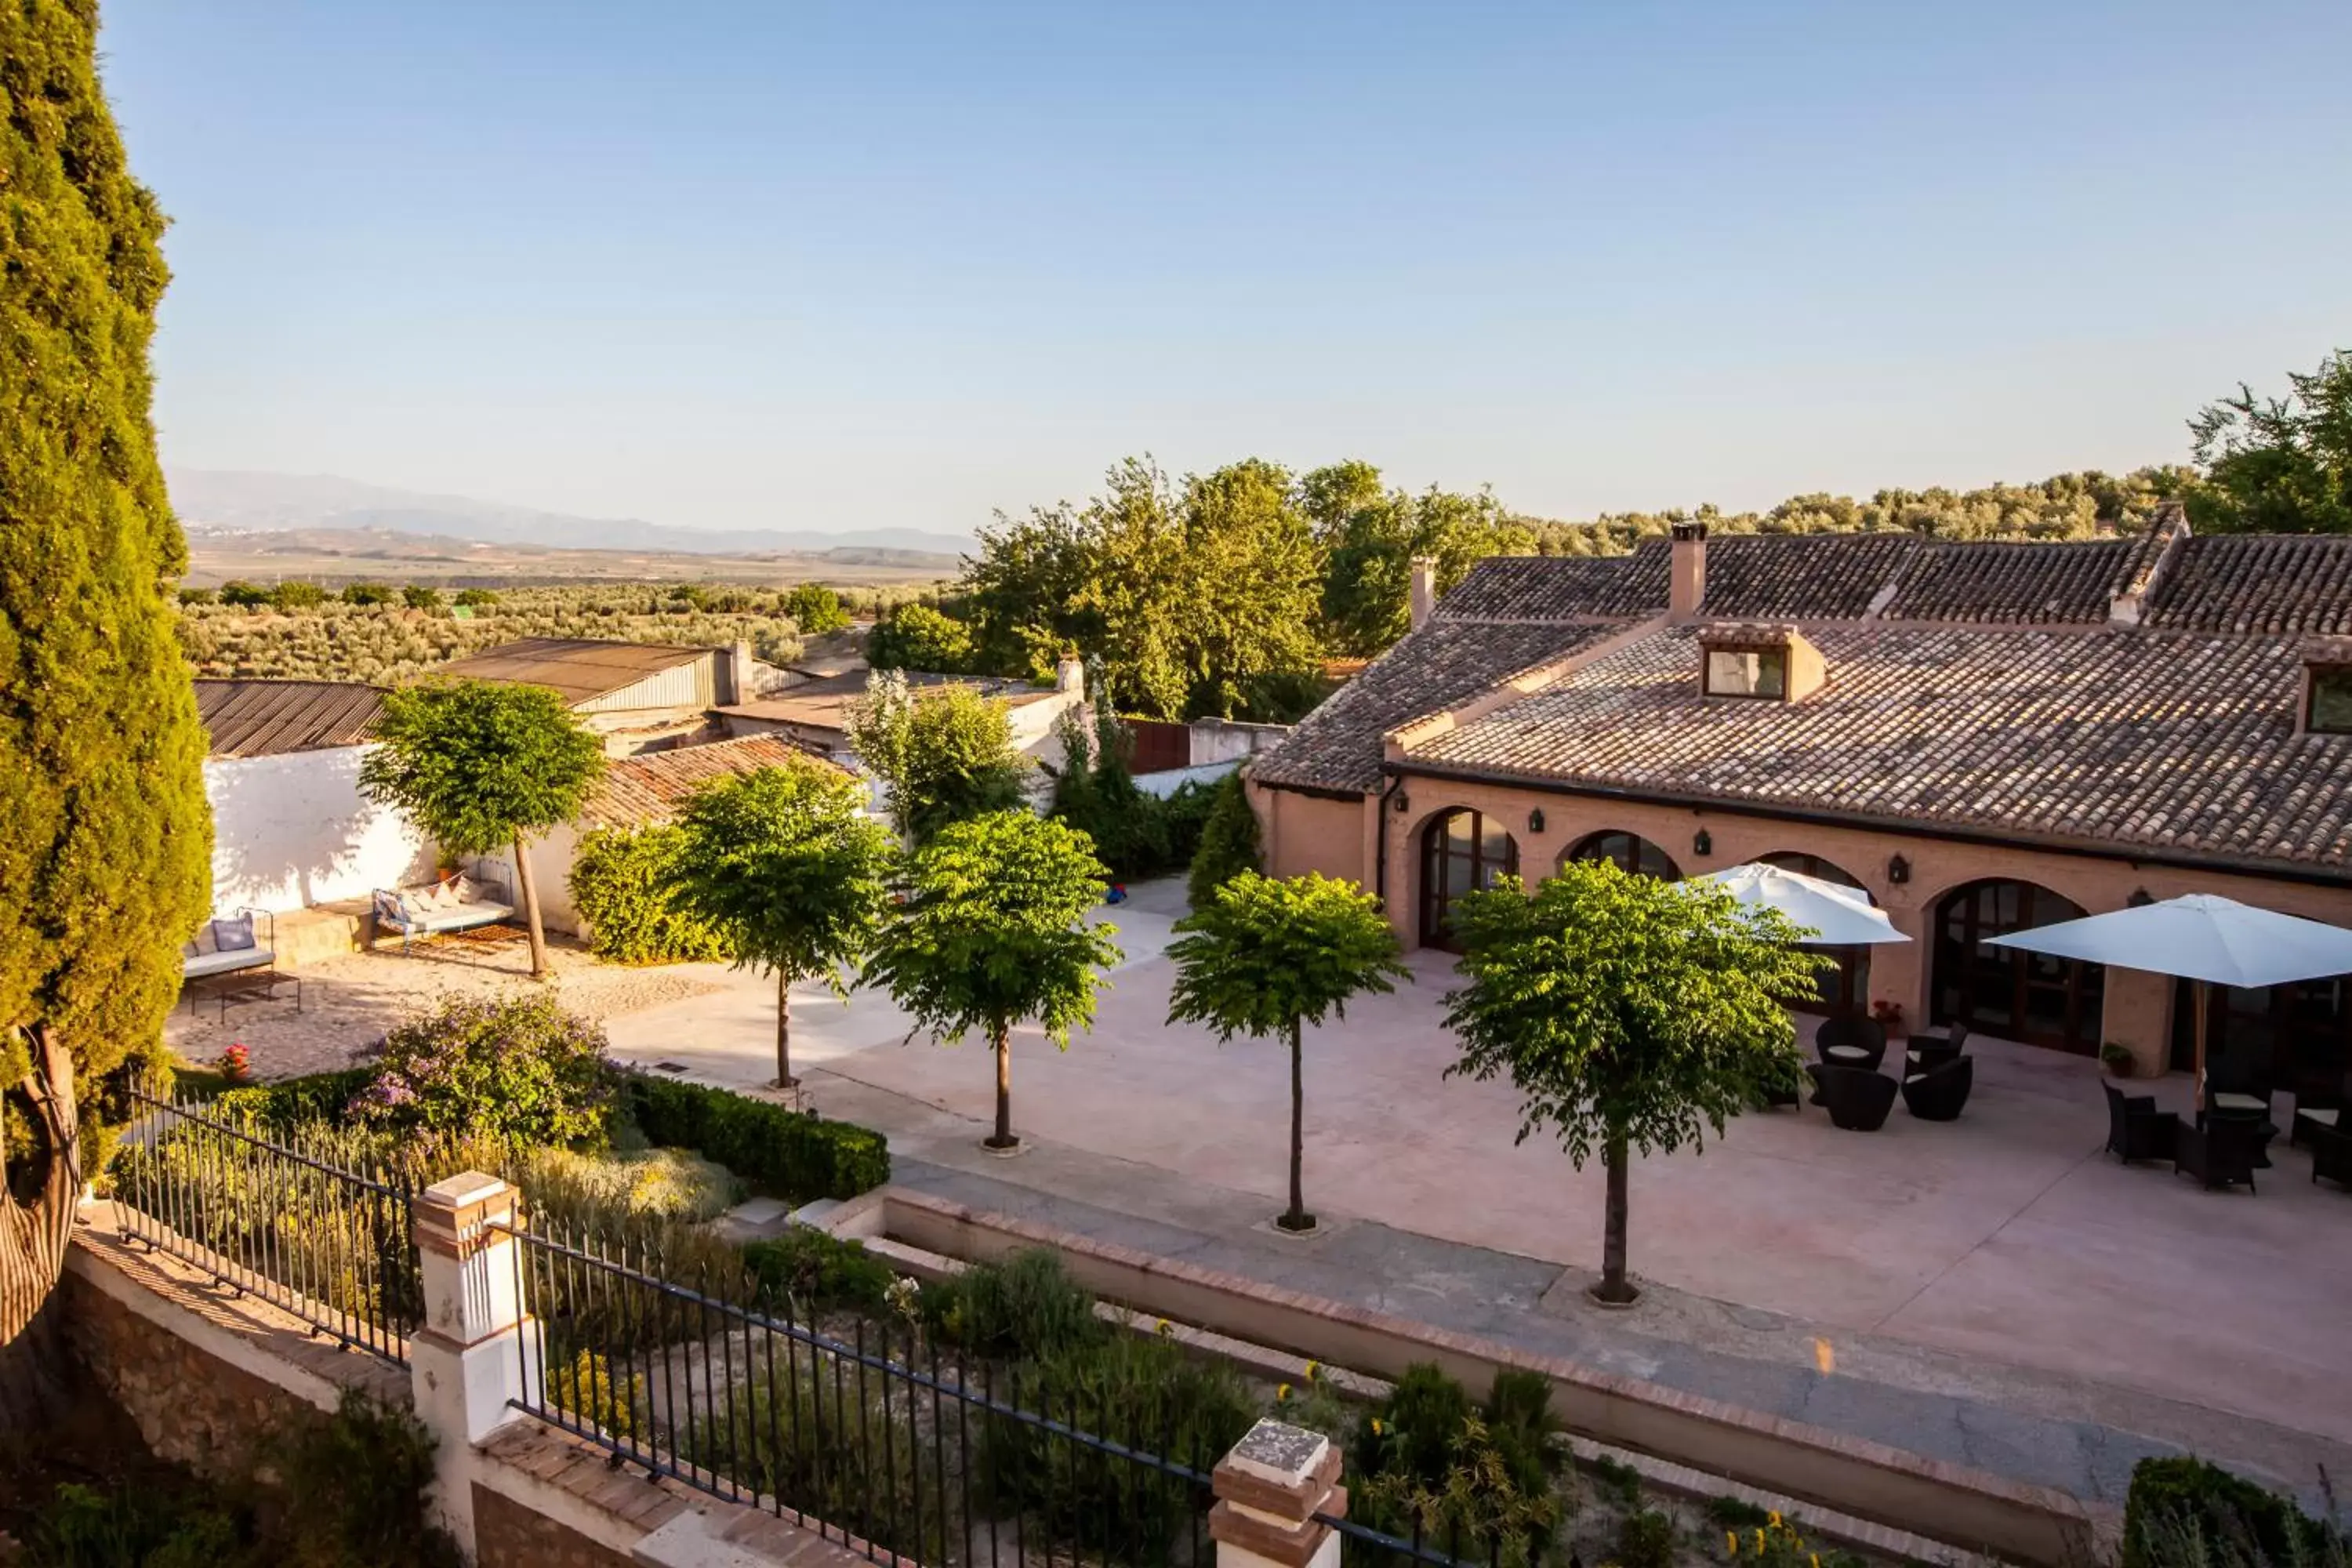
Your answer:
582;735;850;828
196;680;387;758
718;671;1058;733
437;638;713;705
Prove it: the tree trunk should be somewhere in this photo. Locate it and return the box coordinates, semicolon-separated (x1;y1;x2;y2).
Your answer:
775;970;795;1090
1592;1136;1638;1305
511;833;550;978
986;1025;1017;1149
1280;1018;1312;1231
0;1025;82;1425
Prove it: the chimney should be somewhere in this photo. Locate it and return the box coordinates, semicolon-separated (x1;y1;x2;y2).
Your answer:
1056;653;1085;695
1668;521;1708;623
719;639;753;705
1408;556;1438;632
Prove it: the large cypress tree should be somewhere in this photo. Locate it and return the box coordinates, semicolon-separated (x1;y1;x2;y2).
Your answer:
0;0;212;1412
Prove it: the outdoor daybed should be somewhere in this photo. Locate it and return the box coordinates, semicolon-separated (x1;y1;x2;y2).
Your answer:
372;869;515;952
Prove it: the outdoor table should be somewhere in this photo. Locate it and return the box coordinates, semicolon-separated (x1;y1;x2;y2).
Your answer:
1823;1044;1874;1063
2210;1092;2267;1115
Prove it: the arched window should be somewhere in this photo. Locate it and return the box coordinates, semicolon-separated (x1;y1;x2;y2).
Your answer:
1563;830;1681;882
1419;809;1519;951
1760;852;1872;1015
1932;879;2104;1054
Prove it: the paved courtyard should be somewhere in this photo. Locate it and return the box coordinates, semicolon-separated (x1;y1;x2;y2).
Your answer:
185;878;2352;1486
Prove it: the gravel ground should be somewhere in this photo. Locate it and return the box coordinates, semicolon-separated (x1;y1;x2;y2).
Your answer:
165;933;725;1080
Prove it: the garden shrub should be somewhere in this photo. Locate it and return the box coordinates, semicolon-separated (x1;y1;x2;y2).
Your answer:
271;1388;463;1567
526;1146;740;1222
742;1227;896;1316
569;824;733;964
25;1481;252;1567
550;1349;643;1440
352;994;612;1145
1186;769;1261;906
1352;1361;1475;1489
1704;1497;1771;1530
201;1066;376;1132
1047;710;1221;881
621;1074;890;1201
1349;1363;1569;1568
1583;1453;1643;1509
978;1330;1256;1568
2123;1457;2339;1568
1616;1508;1678;1568
927;1248;1106;1364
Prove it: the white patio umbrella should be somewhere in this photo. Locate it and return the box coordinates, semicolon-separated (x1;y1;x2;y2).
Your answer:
1984;894;2352;1108
1693;862;1911;946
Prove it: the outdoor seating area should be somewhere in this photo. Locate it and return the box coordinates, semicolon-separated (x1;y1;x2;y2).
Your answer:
1802;1014;1977;1130
369;866;517;954
177;908;301;1022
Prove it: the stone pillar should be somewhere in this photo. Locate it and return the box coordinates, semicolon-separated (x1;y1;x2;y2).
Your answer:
1668;520;1708;622
410;1172;539;1556
1210;1419;1346;1568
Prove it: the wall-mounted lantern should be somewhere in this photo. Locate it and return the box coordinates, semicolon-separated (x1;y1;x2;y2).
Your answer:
1692;828;1712;858
1392;790;1410;815
1887;854;1911;885
1529;808;1546;835
2128;887;2154;907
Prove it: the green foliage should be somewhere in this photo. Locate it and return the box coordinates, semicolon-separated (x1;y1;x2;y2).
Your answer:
620;1073;891;1201
2123;1457;2341;1568
925;1249;1107;1363
269;579;327;610
1617;1508;1679;1568
201;1066;377;1132
568;823;734;964
527;1145;741;1222
270;1388;463;1567
401;584;442;611
1169;871;1406;1048
846;672;1030;842
550;1348;642;1440
865;811;1122;1061
965;456;1325;720
867;601;975;673
670;762;894;998
1444;860;1821;1166
451;586;499;607
978;1329;1257;1567
1308;463;1537;656
360;677;604;856
1;0;210;1327
1704;1497;1773;1530
176;586;215;606
339;582;394;606
350;993;612;1145
1187;769;1263;905
1046;707;1218;880
2186;349;2352;535
741;1227;897;1316
24;1481;250;1568
1584;1454;1646;1509
217;580;270;608
1354;1362;1475;1488
1353;1410;1566;1568
784;581;853;633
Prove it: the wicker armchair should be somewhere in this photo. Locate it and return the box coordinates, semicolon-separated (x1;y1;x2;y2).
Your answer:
2103;1083;2178;1165
1901;1055;1974;1122
1806;1064;1898;1131
2173;1118;2268;1193
2312;1124;2352;1191
1814;1014;1887;1073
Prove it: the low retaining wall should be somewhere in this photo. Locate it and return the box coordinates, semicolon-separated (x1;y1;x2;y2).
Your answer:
834;1187;2107;1567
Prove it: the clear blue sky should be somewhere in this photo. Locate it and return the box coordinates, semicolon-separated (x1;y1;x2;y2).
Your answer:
103;1;2352;535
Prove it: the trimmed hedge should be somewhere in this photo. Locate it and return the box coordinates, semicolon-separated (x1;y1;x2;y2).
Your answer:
622;1075;889;1203
569;823;733;964
201;1067;376;1133
2122;1457;2338;1568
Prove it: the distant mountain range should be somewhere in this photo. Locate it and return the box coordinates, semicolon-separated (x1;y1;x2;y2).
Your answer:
167;469;976;559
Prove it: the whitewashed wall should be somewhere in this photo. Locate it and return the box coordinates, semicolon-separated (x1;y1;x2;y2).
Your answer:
204;746;434;915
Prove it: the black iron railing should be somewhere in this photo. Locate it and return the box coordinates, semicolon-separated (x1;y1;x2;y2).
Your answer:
501;1218;1227;1568
113;1086;420;1363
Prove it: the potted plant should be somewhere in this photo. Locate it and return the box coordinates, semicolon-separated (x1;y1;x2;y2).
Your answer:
2100;1041;2135;1080
1870;999;1907;1040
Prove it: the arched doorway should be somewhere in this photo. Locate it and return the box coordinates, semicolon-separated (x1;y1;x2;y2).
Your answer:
1419;809;1519;951
1760;851;1872;1016
1563;830;1681;881
1932;880;2104;1053
2170;975;2352;1099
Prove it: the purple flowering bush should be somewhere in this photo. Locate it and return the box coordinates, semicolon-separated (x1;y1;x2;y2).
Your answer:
352;993;612;1146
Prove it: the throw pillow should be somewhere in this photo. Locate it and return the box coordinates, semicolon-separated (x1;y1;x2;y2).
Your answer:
212;914;256;952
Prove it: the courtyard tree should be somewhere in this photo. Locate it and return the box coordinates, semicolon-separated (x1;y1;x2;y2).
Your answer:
2185;347;2352;535
784;581;853;635
864;812;1122;1150
1166;873;1409;1232
670;763;895;1088
359;679;604;978
1;0;212;1413
1443;859;1824;1305
844;670;1029;844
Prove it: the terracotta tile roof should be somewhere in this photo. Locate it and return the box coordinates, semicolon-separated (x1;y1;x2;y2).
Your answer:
1408;626;2352;872
438;638;710;704
195;679;386;758
2144;535;2352;635
1433;556;1646;622
582;735;848;829
1250;620;1618;793
1698;533;1922;619
1883;539;2131;624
